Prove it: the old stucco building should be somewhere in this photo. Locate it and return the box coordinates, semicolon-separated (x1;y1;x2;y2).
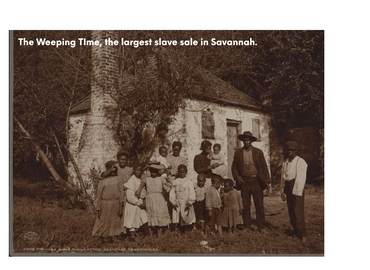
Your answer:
68;31;271;194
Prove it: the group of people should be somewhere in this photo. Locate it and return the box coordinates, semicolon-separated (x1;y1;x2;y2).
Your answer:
92;131;308;243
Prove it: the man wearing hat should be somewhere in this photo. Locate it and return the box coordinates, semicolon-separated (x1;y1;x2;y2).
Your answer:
280;141;308;242
231;131;271;233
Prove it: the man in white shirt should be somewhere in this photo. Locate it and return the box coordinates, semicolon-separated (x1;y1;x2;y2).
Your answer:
280;141;308;242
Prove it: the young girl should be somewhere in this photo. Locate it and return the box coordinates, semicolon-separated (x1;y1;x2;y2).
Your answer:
210;143;228;178
222;178;243;234
169;164;196;230
193;173;208;233
124;163;149;238
92;161;123;243
145;164;172;237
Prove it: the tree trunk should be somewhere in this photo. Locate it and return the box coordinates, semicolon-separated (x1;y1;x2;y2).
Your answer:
67;149;94;207
53;132;69;177
14;116;95;213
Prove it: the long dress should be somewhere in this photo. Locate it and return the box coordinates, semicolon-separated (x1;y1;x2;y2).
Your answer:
169;176;196;225
222;189;243;228
123;175;148;230
145;176;171;227
92;176;123;237
117;166;133;233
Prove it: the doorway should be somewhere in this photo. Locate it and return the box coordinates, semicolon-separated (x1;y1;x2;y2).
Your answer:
226;120;242;179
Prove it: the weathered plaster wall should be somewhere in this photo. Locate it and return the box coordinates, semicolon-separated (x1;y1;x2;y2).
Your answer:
68;30;121;196
167;99;271;182
69;98;271;194
69;30;272;193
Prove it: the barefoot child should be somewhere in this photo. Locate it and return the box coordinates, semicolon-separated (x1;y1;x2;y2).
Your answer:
206;174;223;236
92;161;123;243
194;173;208;233
169;164;196;231
145;164;172;237
222;178;243;234
124;163;149;238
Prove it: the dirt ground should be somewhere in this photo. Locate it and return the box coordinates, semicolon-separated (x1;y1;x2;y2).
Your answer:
12;178;324;255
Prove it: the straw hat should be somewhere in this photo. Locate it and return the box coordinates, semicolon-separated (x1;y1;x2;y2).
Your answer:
148;163;166;170
180;203;195;224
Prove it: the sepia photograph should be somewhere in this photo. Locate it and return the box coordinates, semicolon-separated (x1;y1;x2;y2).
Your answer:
10;30;324;256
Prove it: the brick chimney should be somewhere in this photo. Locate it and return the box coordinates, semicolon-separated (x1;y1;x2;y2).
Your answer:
91;30;119;123
72;30;121;194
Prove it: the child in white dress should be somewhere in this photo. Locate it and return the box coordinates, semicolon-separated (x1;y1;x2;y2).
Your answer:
210;143;228;178
124;163;149;238
169;164;196;231
145;164;172;237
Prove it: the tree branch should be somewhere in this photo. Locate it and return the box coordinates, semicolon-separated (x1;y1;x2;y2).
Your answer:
14;116;94;213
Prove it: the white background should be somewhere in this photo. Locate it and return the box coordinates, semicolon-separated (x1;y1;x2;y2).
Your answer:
0;18;336;269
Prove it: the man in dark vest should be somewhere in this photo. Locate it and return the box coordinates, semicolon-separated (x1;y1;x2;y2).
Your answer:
232;131;271;233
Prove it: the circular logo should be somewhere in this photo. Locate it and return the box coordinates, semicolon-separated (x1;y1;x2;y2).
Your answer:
24;231;39;243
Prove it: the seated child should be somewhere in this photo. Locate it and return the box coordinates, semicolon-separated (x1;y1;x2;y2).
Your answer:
210;144;228;178
222;178;243;234
206;174;224;236
193;173;208;233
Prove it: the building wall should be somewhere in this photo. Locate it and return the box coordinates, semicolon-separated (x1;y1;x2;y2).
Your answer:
68;31;273;197
167;99;271;182
68;111;120;197
69;98;271;194
68;30;121;197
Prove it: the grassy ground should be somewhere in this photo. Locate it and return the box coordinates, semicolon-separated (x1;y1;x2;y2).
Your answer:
11;177;324;255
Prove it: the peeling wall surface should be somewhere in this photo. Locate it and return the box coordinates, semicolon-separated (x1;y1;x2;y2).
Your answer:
167;99;271;182
68;98;271;194
68;112;120;197
67;31;271;195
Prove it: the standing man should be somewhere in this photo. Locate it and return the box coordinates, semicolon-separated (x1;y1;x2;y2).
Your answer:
280;141;308;242
232;131;271;233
